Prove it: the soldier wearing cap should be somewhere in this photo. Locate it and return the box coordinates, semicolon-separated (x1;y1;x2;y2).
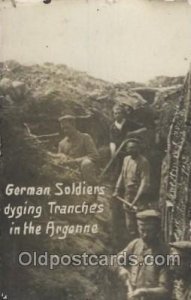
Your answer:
170;241;191;300
56;114;99;185
115;210;172;300
113;139;150;240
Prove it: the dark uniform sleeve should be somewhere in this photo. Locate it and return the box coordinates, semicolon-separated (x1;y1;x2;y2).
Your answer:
114;157;127;195
110;123;117;144
127;119;143;131
157;245;173;297
110;120;143;146
158;266;173;300
159;267;172;289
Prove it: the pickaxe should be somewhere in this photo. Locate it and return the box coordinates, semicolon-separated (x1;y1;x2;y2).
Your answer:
114;195;137;212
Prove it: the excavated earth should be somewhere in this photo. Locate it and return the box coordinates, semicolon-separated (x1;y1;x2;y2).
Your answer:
0;61;184;300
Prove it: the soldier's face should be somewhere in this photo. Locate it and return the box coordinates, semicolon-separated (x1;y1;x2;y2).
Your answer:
126;142;139;157
113;108;125;122
60;121;76;137
138;222;159;243
170;250;190;276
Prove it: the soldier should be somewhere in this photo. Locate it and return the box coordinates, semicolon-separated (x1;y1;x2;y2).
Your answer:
113;139;150;240
115;209;172;300
110;103;133;158
53;115;99;185
110;103;146;178
114;139;150;207
170;241;191;300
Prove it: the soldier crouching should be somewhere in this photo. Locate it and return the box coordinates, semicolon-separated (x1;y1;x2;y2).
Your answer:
49;114;99;185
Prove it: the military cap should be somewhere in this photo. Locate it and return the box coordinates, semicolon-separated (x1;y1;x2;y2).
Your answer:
126;138;141;146
58;115;76;123
136;209;161;221
169;241;191;255
113;102;133;112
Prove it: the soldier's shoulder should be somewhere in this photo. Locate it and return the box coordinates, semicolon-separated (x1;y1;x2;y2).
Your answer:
59;137;68;145
123;238;141;252
140;155;149;163
80;132;93;141
123;155;131;162
81;132;91;137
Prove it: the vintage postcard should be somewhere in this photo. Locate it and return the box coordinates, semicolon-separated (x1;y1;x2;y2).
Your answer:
1;0;191;299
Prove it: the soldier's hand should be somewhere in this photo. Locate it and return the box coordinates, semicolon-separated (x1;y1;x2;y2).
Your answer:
112;192;118;198
119;273;129;285
118;268;129;283
131;197;138;206
62;159;75;165
47;152;67;161
128;288;147;299
59;154;68;163
47;151;59;157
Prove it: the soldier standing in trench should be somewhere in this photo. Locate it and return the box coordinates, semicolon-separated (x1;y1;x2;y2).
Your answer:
113;139;150;246
114;210;172;300
170;241;191;300
109;103;147;250
109;103;146;180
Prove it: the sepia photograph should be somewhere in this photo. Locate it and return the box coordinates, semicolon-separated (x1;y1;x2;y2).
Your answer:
1;0;191;299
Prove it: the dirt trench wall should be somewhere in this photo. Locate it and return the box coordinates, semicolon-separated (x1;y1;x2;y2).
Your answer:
160;72;191;242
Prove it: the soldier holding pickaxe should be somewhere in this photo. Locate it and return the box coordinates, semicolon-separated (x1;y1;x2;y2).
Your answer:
113;139;150;243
